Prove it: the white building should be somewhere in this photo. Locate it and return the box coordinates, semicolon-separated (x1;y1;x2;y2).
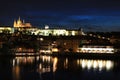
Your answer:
77;45;114;53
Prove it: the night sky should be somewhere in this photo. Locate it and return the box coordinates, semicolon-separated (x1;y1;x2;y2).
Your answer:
0;0;120;31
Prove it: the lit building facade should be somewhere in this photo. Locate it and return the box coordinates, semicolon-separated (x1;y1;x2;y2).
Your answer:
77;45;114;53
0;18;85;36
0;27;14;33
33;29;82;36
13;17;32;27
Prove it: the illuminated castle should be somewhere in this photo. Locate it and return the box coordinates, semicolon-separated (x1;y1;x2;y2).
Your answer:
12;17;85;36
13;17;32;27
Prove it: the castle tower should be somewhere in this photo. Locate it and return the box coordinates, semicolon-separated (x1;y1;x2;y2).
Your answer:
13;20;17;27
17;17;22;26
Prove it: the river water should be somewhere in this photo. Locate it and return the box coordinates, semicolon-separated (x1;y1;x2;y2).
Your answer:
0;55;120;80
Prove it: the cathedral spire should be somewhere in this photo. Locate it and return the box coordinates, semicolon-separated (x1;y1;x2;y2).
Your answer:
18;16;21;21
13;19;17;27
23;20;25;23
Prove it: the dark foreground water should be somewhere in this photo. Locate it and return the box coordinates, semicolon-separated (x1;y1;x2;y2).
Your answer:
0;55;120;80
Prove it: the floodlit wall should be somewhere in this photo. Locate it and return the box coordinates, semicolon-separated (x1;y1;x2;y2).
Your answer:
78;46;114;53
0;27;14;33
33;29;81;36
0;26;84;36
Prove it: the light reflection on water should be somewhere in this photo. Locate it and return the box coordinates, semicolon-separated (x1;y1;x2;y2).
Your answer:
12;56;58;74
77;59;114;71
9;55;120;80
12;56;114;73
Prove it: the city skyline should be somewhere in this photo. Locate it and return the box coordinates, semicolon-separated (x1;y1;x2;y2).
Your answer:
0;0;120;31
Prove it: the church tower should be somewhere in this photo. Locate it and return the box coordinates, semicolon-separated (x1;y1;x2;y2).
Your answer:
13;20;17;27
17;17;22;27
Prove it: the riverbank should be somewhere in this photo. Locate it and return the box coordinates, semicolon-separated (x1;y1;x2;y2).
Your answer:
41;52;120;60
0;52;120;60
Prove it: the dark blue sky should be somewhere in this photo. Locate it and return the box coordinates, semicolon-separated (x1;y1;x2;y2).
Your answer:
0;0;120;31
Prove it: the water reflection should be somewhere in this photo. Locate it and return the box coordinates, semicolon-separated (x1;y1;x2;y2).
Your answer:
37;56;53;73
10;55;120;80
12;65;20;80
77;59;114;71
12;56;58;73
12;56;114;73
53;57;58;72
12;57;35;66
